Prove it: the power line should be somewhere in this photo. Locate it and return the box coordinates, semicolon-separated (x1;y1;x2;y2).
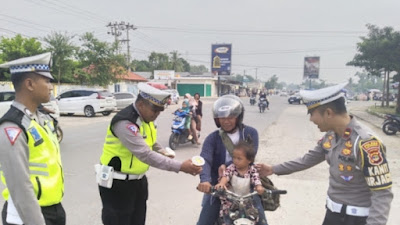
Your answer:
138;26;366;34
137;26;367;37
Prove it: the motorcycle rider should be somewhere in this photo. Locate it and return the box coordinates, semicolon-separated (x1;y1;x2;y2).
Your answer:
259;91;269;110
250;92;257;105
196;95;267;225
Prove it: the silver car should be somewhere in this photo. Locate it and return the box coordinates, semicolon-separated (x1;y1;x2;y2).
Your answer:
113;92;136;110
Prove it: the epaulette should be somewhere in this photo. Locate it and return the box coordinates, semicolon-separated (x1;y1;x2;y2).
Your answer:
352;123;373;140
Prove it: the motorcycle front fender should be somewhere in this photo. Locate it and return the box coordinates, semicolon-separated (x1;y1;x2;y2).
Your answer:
172;129;182;135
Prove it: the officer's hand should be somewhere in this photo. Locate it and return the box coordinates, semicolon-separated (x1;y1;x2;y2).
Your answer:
197;182;212;193
180;159;202;176
255;163;274;177
218;164;226;178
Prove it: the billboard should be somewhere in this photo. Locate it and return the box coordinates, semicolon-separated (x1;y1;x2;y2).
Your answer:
303;56;320;79
154;70;175;80
211;44;232;75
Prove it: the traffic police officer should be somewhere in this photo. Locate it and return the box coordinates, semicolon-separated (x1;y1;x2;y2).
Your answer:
97;82;202;225
0;53;65;225
256;83;393;225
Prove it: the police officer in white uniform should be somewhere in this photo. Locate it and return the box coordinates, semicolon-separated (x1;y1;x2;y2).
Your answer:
256;83;393;225
0;53;65;225
97;83;202;225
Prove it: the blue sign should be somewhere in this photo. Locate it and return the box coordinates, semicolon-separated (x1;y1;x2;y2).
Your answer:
211;44;232;75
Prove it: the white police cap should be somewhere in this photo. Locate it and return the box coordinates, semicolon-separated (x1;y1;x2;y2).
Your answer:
138;82;171;108
300;82;348;110
0;52;53;79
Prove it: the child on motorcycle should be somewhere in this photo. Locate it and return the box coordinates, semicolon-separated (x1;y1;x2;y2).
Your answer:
215;141;267;225
178;99;193;139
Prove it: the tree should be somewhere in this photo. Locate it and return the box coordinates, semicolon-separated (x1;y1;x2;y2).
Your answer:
131;60;151;72
0;35;44;80
347;24;400;109
301;79;327;89
44;32;77;86
190;65;208;73
264;75;279;89
169;50;184;72
148;52;170;71
76;32;126;86
350;72;383;93
181;58;191;72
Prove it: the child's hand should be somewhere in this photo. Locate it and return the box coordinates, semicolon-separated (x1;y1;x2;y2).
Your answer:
255;185;264;195
214;183;226;190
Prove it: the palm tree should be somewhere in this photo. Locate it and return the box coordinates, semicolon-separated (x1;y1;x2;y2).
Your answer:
44;32;77;87
169;50;184;72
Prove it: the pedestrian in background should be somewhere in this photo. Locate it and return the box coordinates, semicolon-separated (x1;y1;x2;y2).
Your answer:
185;93;201;145
97;83;202;225
257;83;393;225
0;53;66;225
194;93;203;132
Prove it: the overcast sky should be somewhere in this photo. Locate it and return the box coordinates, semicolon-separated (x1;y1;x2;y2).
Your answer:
2;0;400;84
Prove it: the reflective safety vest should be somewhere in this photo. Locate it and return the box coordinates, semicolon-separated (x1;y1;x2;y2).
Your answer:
0;107;64;206
100;120;157;174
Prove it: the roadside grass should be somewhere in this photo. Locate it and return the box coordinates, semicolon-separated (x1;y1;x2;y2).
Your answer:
368;105;400;117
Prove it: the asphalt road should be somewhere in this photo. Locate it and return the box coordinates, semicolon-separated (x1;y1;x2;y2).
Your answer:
0;95;288;225
1;98;398;225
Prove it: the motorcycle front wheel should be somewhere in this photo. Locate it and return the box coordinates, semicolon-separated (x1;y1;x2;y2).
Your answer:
56;126;63;143
169;133;180;150
382;122;398;135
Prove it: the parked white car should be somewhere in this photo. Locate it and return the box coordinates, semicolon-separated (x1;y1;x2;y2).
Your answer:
113;92;136;110
0;91;60;118
57;89;116;117
0;91;15;117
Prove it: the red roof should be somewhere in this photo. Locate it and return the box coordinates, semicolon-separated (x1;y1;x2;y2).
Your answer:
147;82;167;90
117;71;147;82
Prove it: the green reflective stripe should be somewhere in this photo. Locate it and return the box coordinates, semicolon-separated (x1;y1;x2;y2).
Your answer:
29;163;48;168
106;141;119;145
30;170;49;176
106;135;115;138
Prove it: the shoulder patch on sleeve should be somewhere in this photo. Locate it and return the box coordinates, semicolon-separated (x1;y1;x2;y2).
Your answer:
4;127;22;145
126;124;139;136
360;138;383;165
359;137;392;190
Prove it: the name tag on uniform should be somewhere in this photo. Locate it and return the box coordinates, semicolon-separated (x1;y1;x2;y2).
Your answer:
28;127;43;146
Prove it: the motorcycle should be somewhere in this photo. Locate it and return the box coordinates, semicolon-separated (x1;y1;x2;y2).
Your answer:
258;98;268;113
39;107;63;143
211;187;287;225
168;110;198;150
55;123;63;143
382;114;400;135
250;96;256;106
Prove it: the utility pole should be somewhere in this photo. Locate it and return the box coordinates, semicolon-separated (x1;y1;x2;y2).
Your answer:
107;22;122;54
255;68;258;80
107;21;137;69
119;22;137;70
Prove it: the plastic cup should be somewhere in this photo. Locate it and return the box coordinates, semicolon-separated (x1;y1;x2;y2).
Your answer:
192;156;205;166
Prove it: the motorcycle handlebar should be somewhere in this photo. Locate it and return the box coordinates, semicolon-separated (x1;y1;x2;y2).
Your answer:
211;186;287;197
265;189;287;195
